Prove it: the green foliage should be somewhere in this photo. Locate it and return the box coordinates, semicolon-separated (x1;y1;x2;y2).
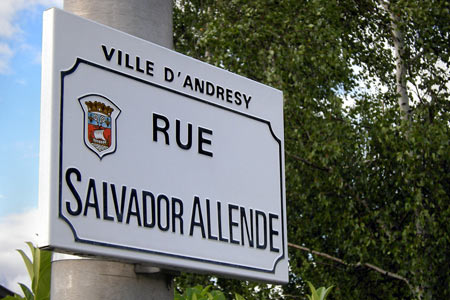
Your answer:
174;0;450;299
1;242;52;300
306;282;333;300
174;274;279;299
174;285;245;300
234;294;246;300
1;295;24;300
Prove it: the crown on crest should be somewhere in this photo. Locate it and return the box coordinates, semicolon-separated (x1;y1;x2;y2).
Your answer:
85;101;114;116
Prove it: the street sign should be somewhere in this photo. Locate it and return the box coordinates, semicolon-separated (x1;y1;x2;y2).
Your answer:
39;8;287;283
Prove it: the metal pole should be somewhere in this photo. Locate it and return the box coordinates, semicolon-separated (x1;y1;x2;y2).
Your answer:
64;0;173;49
52;1;174;299
51;260;174;299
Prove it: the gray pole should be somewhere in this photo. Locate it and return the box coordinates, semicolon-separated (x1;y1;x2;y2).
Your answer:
51;1;174;299
64;0;173;49
51;260;173;299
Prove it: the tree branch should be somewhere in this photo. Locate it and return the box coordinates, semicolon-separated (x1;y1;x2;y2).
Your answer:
288;242;413;291
286;152;331;172
288;242;346;265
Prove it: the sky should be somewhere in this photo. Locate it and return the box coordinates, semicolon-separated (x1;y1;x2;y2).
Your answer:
0;0;63;294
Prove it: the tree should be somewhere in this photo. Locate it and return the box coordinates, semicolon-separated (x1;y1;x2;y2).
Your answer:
173;0;449;299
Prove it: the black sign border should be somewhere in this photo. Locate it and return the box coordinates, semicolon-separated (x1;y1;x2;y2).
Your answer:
59;58;285;276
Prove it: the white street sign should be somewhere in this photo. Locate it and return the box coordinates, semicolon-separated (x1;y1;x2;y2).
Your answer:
39;8;287;283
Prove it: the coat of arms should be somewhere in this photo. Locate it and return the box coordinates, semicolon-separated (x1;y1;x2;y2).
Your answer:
79;94;121;159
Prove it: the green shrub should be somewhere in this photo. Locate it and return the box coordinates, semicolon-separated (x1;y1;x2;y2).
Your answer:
306;281;334;300
175;285;246;300
1;242;51;300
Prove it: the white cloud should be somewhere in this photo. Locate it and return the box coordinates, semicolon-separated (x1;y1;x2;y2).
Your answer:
0;1;22;39
15;78;27;85
0;209;39;295
0;0;62;74
0;42;13;74
0;0;63;38
33;49;42;65
14;140;39;159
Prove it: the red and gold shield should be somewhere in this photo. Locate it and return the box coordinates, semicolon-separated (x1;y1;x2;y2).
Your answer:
79;94;121;159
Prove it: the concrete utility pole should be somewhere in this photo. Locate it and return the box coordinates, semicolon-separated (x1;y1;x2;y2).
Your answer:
51;1;174;299
64;0;173;49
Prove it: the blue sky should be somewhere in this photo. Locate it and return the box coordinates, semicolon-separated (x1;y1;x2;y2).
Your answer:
0;3;57;216
0;10;41;217
0;0;62;294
